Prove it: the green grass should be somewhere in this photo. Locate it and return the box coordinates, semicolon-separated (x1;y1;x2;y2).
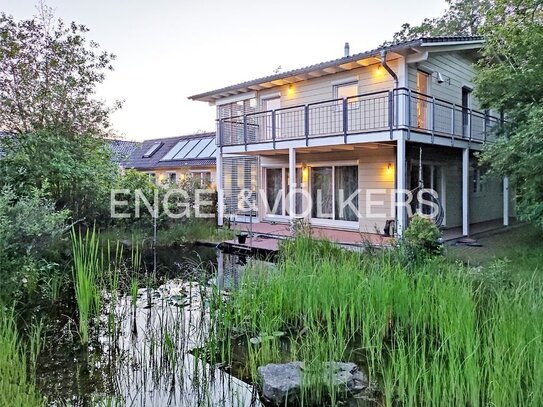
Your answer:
0;307;44;407
447;225;543;280
71;227;104;344
157;220;235;245
212;236;543;406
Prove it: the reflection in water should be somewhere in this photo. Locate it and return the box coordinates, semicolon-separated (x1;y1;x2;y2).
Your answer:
36;245;262;407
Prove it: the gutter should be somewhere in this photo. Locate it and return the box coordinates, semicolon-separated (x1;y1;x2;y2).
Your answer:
380;50;398;88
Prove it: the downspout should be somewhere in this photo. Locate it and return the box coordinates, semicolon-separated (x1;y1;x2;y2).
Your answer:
380;50;398;88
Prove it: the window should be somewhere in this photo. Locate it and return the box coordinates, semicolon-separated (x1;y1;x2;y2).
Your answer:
147;172;156;184
167;172;177;184
416;71;430;128
191;171;212;186
473;168;485;194
462;86;472;138
334;82;358;101
143;142;162;158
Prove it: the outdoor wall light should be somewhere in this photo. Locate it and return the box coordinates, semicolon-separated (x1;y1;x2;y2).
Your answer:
387;163;393;173
287;84;294;96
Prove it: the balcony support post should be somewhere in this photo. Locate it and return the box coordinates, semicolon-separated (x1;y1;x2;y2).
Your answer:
503;176;509;227
451;105;456;146
342;98;348;143
407;89;412;140
288;148;296;220
396;134;407;237
431;97;436;144
243;115;248;151
216;151;224;226
389;90;394;140
272;110;276;149
462;148;470;236
304;105;309;146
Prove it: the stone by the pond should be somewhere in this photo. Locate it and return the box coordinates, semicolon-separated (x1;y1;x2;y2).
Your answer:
258;362;304;404
258;361;369;405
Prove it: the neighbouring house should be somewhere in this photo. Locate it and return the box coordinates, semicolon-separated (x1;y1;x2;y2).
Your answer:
109;139;142;169
125;132;217;186
189;36;514;238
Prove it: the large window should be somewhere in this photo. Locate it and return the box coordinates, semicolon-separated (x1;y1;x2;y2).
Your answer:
334;82;358;100
264;167;303;217
191;171;212;187
311;165;359;222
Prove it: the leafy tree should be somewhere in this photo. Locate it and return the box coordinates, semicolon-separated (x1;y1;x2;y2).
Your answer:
475;0;543;227
0;4;121;222
0;4;119;135
387;0;493;44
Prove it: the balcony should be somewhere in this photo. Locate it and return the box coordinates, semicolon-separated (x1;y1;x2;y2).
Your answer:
217;88;501;148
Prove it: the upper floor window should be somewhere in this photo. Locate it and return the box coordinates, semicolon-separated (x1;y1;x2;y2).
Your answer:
167;172;177;184
334;82;358;101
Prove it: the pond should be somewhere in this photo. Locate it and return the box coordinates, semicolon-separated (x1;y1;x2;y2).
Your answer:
34;244;377;406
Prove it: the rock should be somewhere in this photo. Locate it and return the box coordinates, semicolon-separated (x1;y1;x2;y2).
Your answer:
258;362;303;404
258;361;369;405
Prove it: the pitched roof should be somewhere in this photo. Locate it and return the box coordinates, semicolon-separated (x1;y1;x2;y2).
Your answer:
188;36;484;103
109;139;142;166
125;132;216;171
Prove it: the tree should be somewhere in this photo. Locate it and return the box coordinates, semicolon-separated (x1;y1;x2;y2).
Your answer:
0;4;122;222
474;0;543;227
0;3;119;135
387;0;493;44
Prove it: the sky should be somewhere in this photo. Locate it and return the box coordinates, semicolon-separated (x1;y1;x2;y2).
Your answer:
3;0;448;141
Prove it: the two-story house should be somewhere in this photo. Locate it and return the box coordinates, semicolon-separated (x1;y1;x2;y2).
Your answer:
189;36;513;237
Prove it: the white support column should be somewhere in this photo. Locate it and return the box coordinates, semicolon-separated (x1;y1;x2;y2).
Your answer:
396;134;407;236
503;176;509;226
216;151;224;226
462;148;470;236
289;148;296;220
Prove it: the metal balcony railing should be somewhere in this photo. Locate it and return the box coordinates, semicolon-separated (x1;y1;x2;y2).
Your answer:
217;87;502;148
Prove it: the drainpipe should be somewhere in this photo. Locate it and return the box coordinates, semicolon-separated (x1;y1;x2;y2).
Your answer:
380;50;398;88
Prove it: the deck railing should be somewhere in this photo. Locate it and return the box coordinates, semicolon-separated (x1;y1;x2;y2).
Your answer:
217;87;501;148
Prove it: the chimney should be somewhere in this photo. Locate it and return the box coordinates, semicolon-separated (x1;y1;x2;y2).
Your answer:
344;42;350;57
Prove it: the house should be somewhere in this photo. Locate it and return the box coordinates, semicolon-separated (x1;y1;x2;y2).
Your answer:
125;132;217;186
109;139;141;169
189;36;513;237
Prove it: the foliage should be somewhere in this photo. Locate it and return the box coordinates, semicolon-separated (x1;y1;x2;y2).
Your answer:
0;4;119;135
0;307;44;407
0;130;117;221
0;186;68;303
211;236;543;406
475;0;543;227
387;0;492;44
71;227;104;345
402;215;443;260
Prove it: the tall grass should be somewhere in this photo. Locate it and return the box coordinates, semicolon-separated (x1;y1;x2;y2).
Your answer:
212;236;543;406
0;307;44;407
71;227;104;344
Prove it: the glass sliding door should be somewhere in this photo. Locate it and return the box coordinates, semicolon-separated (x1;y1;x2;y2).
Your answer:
265;168;283;216
310;164;359;225
335;165;358;221
286;168;303;216
311;167;333;219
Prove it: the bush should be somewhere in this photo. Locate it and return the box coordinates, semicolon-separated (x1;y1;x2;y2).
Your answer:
402;216;443;262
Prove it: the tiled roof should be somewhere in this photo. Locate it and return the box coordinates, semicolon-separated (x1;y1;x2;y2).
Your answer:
109;139;142;166
188;36;484;102
125;132;216;171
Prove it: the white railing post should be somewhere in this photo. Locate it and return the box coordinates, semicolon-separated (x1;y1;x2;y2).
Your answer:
462;148;470;236
396;134;407;237
216;151;224;226
289;148;296;221
503;176;509;226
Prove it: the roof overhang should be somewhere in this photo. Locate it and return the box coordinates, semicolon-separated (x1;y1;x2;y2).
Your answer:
188;37;484;104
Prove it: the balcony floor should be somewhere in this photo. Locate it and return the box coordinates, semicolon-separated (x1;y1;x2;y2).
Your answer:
232;221;392;249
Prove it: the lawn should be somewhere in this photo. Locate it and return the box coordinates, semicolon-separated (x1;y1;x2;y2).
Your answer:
446;225;543;281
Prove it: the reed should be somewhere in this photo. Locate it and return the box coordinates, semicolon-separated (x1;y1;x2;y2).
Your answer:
71;226;104;344
212;236;543;406
0;307;44;407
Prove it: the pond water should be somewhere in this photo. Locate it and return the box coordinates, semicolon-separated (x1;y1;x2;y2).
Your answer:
34;244;377;407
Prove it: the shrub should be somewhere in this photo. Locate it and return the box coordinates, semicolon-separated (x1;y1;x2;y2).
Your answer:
402;215;443;261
